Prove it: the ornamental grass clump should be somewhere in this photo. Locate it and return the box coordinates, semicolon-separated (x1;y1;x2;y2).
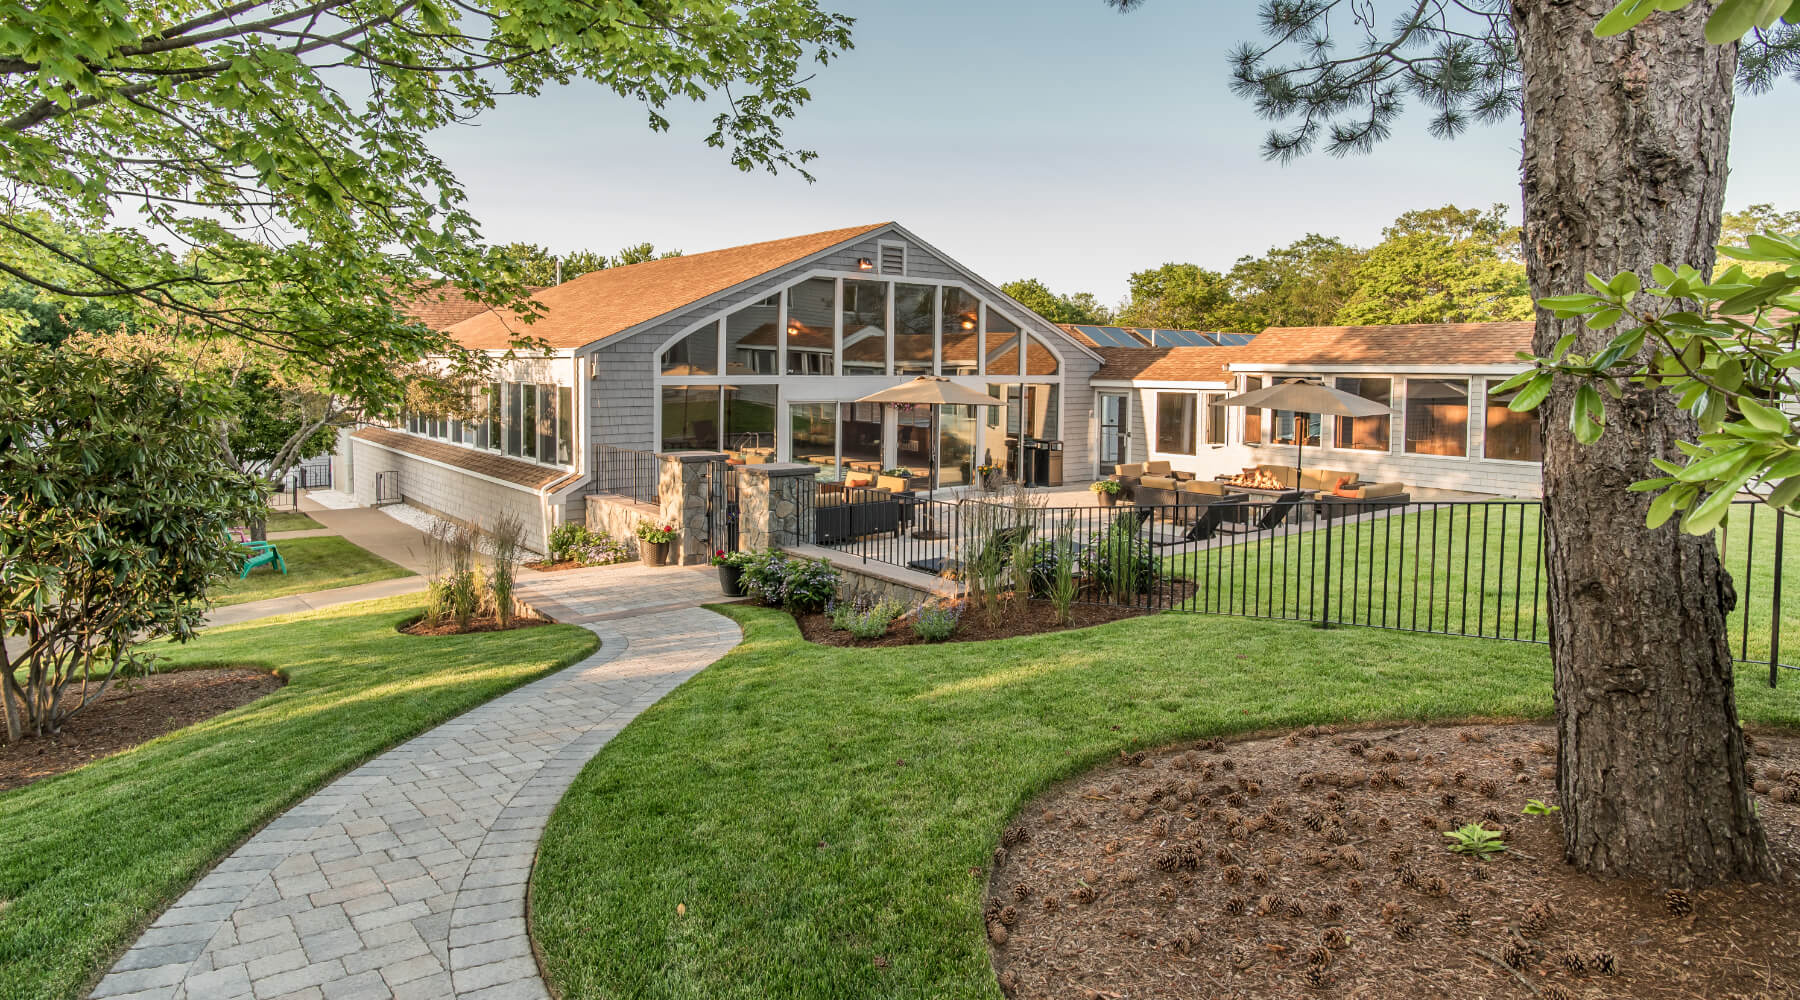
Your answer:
487;511;527;626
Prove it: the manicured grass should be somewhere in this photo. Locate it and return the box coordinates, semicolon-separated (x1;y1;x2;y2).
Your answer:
530;605;1800;1000
214;535;413;606
264;510;323;532
0;596;598;1000
1163;501;1798;666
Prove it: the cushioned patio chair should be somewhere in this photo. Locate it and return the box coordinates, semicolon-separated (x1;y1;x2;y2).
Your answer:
1216;489;1311;534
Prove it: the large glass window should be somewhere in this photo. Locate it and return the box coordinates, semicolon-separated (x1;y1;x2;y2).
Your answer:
725;296;778;375
841;280;887;374
536;383;556;462
1485;378;1544;462
485;384;500;451
789;402;839;477
504;382;522;455
938;404;979;486
1333;376;1392;451
521;384;538;461
1242;376;1263;445
557;386;573;465
983;305;1019;376
1205;393;1227;445
785;278;835;375
895;403;932;474
662;321;719;376
1405;377;1470;456
893;283;935;375
840;402;883;472
1156;391;1198;455
724;384;777;451
661;385;720;451
940;287;979;375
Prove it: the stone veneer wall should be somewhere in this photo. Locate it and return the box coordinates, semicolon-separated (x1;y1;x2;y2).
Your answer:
583;451;725;566
736;463;818;551
584;495;657;561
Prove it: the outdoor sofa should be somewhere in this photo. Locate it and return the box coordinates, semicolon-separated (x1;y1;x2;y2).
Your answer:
812;483;906;545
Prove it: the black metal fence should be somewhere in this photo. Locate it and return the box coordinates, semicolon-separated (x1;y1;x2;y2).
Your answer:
812;489;1795;683
266;464;328;511
590;444;659;504
701;458;740;553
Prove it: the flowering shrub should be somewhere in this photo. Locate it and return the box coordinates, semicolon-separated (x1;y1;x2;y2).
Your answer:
739;549;839;612
911;599;962;642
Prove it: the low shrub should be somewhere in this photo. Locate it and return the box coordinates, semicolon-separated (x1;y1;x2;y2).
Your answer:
544;523;630;567
912;599;961;642
831;597;904;640
738;550;839;613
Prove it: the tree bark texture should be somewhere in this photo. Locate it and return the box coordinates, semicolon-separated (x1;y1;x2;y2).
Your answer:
1513;1;1776;883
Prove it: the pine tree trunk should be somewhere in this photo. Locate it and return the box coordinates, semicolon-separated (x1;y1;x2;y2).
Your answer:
1513;0;1776;883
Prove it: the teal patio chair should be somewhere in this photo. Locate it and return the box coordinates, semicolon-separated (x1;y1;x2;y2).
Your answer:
234;536;287;578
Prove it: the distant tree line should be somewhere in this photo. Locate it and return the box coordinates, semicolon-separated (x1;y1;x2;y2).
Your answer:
1005;201;1793;334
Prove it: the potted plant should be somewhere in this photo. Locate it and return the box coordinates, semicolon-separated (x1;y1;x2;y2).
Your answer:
635;521;677;567
1091;478;1123;508
712;549;747;596
977;463;1004;493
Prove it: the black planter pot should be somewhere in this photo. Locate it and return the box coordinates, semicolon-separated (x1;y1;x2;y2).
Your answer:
641;539;672;567
717;564;745;597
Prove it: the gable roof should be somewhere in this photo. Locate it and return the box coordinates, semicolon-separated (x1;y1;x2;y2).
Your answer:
445;223;890;351
1093;346;1241;382
1227;321;1535;368
402;285;511;331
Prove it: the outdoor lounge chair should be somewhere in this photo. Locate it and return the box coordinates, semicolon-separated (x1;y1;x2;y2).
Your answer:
236;538;287;578
1148;494;1249;546
1216;490;1310;534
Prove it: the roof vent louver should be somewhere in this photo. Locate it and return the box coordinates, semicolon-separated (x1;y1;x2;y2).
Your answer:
878;243;906;276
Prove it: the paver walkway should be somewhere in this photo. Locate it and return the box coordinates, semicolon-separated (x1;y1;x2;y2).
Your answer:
94;572;741;1000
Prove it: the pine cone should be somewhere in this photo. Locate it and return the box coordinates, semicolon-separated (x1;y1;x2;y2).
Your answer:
1304;944;1332;968
1452;909;1473;935
1155;883;1178;904
1540;986;1576;1000
998;905;1018;926
1322;901;1344;921
1664;888;1694;916
1521;901;1554;937
1533;739;1554;756
1221;864;1243;884
1592;949;1618;974
1337;846;1365;871
1502;938;1533;969
992;847;1007;867
1224;895;1247;916
1230;944;1253;969
1012;881;1032;900
1072;885;1095;904
1392;915;1418;941
1440;793;1459;810
1418;812;1441;830
1394;863;1420;888
1304;812;1328;832
1348;740;1367;757
1214;846;1235;864
1423;875;1449;897
1510;756;1527;772
1149;816;1169;837
987;921;1009;946
1452;768;1470;786
1345;877;1364;895
1002;824;1030;846
1250;868;1272;886
1285;899;1306;920
1559;950;1585;973
1322;926;1350;950
1155;850;1181;872
1256;893;1284;916
1041;896;1060;913
1478;778;1500;799
1376;815;1393;832
1303;966;1332;991
1469;864;1492;883
1386;845;1408;865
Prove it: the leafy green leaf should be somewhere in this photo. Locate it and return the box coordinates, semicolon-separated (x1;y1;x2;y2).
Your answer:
1737;397;1791;433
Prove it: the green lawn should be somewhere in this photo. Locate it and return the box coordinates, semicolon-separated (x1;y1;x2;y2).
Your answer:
214;535;413;606
529;605;1800;1000
0;596;598;1000
1162;501;1798;667
264;510;323;532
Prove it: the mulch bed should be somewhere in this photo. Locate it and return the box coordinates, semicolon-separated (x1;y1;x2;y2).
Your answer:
524;559;634;573
795;581;1197;647
988;723;1800;1000
0;668;284;792
400;611;554;636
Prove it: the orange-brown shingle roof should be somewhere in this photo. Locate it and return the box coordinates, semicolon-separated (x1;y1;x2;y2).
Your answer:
1093;346;1241;382
1228;321;1535;367
351;426;569;490
446;223;890;351
402;285;507;331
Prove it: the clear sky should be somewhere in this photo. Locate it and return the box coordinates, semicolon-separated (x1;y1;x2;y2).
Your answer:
426;0;1791;306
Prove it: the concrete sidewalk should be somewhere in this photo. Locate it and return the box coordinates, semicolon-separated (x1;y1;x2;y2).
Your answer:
205;577;429;628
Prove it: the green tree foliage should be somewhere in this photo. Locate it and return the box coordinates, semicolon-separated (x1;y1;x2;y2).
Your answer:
1001;278;1115;324
0;0;853;418
1721;204;1800;276
1500;237;1800;533
1117;263;1232;330
1335;233;1531;325
0;283;136;347
1218;234;1366;331
487;242;686;286
0;344;265;741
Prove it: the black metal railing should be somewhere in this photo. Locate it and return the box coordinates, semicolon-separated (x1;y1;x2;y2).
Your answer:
590;444;659;504
811;492;1794;682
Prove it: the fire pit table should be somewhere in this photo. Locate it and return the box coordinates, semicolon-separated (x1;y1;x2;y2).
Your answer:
1212;477;1318;526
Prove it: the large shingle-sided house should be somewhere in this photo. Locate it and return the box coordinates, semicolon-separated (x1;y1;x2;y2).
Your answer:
342;223;1103;548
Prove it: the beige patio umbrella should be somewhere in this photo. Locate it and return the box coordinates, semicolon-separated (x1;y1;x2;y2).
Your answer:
1216;379;1390;490
853;376;1002;505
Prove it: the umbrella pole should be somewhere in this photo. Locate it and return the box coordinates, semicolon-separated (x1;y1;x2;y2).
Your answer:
1295;413;1306;490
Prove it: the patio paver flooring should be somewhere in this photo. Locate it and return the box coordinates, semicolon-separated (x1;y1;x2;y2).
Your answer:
92;569;740;1000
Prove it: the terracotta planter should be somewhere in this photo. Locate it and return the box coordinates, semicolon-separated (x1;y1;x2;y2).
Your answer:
640;539;672;567
1096;491;1119;508
717;564;745;597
